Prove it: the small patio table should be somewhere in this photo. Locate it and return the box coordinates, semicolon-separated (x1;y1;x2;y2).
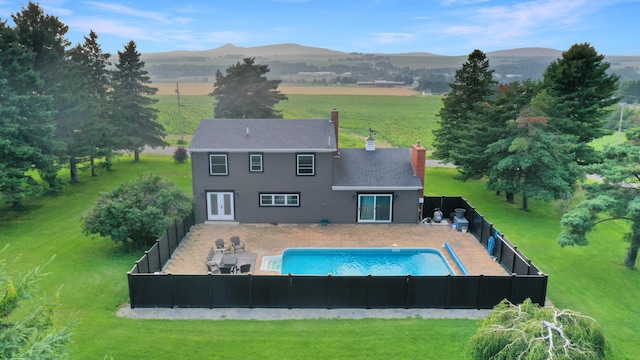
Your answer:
221;255;238;273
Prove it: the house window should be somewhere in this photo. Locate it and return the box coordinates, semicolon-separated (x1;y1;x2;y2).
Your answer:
249;153;263;172
296;154;315;176
260;193;300;207
209;154;228;175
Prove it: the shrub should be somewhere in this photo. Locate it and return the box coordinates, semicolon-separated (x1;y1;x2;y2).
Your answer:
469;299;607;359
82;173;193;246
173;146;189;163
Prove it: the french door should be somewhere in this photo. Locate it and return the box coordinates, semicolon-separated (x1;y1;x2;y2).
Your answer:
358;194;392;223
206;192;235;221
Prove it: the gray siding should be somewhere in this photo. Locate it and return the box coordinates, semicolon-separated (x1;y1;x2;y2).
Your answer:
191;151;420;224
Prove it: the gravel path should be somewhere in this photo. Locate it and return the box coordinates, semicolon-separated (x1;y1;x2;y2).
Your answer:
117;306;490;320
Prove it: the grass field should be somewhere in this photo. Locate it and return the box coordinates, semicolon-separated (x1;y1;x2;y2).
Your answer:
154;84;442;149
2;155;639;358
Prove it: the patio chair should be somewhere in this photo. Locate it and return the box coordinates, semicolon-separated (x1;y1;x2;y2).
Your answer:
219;266;233;274
230;236;245;253
238;263;251;274
215;238;230;253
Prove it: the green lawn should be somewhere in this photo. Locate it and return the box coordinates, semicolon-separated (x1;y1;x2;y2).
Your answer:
2;155;638;358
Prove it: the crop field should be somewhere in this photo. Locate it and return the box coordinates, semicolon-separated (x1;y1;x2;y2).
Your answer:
156;82;421;96
153;84;441;150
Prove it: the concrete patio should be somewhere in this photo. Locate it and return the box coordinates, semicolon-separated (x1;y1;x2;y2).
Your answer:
163;221;507;276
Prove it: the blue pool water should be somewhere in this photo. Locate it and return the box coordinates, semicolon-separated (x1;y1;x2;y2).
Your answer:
280;248;454;276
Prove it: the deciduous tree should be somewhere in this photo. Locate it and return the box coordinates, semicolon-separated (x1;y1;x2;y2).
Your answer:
83;173;193;247
469;299;607;359
210;57;287;119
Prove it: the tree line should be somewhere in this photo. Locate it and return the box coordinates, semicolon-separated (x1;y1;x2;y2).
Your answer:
1;2;165;208
434;43;640;268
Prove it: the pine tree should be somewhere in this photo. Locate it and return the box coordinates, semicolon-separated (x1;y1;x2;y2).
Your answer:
432;49;498;180
211;57;288;118
0;19;57;207
67;30;112;179
543;43;620;164
111;41;165;161
10;2;68;191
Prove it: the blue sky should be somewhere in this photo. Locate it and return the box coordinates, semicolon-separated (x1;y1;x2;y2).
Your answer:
1;0;639;55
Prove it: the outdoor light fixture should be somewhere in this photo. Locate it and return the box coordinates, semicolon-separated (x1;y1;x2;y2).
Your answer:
352;194;356;200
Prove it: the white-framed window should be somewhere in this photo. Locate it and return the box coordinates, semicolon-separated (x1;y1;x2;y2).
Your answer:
296;153;315;176
260;193;300;207
209;154;228;175
249;153;263;172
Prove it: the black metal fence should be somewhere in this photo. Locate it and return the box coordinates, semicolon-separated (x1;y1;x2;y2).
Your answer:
129;211;195;274
127;197;547;309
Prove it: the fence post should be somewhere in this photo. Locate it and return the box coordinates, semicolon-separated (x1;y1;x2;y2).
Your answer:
476;274;483;309
156;240;162;271
288;273;293;309
327;274;332;309
445;274;451;309
144;251;150;273
406;275;411;309
367;274;372;309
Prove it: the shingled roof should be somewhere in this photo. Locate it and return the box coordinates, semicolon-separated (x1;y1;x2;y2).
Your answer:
332;148;423;190
189;119;337;152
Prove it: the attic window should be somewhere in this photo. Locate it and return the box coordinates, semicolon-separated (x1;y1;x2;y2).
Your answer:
296;154;315;176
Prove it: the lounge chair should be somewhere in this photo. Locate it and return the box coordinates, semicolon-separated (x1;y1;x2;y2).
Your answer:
230;236;245;253
238;263;251;274
215;238;230;253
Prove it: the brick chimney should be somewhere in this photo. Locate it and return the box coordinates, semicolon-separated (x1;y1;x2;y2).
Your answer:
331;109;339;155
411;142;426;198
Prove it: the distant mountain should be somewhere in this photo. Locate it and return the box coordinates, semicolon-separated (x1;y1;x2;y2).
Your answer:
144;43;564;60
141;43;640;83
487;47;562;57
143;43;347;61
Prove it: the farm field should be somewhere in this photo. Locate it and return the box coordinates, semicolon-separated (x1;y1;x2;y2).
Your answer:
155;82;421;96
153;86;442;149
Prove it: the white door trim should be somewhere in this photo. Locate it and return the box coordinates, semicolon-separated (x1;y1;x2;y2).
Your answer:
206;191;235;221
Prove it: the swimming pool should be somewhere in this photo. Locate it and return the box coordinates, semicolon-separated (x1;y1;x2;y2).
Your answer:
280;248;455;276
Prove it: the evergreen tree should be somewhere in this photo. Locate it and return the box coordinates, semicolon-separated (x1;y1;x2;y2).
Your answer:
0;250;72;358
0;21;57;207
66;30;112;180
543;43;620;164
485;109;579;210
10;2;70;191
432;49;498;180
111;41;165;162
559;135;640;269
211;57;288;118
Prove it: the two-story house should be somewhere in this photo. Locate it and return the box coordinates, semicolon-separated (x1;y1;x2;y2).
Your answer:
189;110;426;224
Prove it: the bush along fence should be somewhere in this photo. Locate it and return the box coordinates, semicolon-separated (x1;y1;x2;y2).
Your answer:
127;197;547;309
129;210;195;274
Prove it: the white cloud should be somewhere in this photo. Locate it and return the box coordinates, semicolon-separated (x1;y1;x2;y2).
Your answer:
437;0;610;49
372;32;416;44
82;1;170;23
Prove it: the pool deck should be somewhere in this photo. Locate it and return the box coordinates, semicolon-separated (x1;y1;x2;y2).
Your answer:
163;222;507;276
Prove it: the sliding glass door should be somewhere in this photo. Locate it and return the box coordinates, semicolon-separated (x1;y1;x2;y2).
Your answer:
357;194;392;222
